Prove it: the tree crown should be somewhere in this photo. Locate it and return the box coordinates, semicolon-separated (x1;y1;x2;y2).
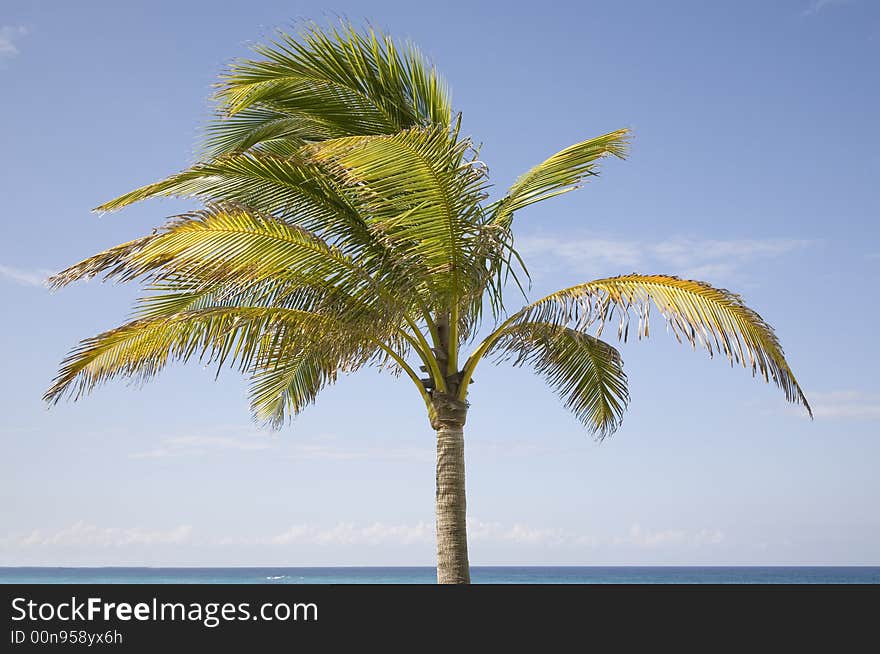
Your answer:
46;22;810;435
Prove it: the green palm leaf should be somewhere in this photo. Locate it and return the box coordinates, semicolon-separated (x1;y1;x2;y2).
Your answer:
203;107;324;157
490;321;629;438
93;152;365;245
309;127;489;309
212;23;451;151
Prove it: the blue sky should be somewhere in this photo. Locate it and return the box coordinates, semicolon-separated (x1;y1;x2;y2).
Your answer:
1;0;878;566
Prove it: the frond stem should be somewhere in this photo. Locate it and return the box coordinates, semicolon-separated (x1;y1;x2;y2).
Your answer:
457;312;519;401
402;316;445;392
448;301;459;377
375;341;435;417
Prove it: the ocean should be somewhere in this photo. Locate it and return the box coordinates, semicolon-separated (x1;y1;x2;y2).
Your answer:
1;567;878;584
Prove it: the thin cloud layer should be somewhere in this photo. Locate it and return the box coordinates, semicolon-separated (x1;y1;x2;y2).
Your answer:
806;391;880;419
516;235;811;282
254;522;435;547
0;264;51;288
0;25;27;59
613;523;724;548
801;0;851;17
9;522;193;547
221;520;723;550
130;433;277;459
129;429;573;463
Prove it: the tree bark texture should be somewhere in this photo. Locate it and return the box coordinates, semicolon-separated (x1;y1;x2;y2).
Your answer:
432;392;470;584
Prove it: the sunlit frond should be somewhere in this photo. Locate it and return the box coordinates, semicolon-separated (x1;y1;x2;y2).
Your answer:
514;274;810;415
42;306;383;412
48;236;157;289
490;321;628;438
54;205;393;314
492;129;630;228
131;275;345;321
91;150;448;306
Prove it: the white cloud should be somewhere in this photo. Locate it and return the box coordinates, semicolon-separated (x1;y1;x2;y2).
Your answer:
673;262;737;281
0;264;51;288
0;25;27;59
801;0;851;17
229;520;722;550
515;235;811;282
283;435;573;463
2;520;725;555
286;440;430;463
467;520;568;546
132;430;435;462
806;391;880;419
650;238;810;267
613;523;724;548
614;523;686;547
225;522;435;547
131;429;578;463
12;522;192;547
516;236;642;269
130;433;275;459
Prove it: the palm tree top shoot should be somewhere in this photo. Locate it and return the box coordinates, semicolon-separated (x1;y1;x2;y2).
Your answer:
46;22;810;583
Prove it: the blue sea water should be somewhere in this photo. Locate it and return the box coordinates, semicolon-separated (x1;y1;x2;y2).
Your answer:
1;567;878;584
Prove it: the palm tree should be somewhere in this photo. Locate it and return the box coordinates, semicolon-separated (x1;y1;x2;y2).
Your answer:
45;23;810;584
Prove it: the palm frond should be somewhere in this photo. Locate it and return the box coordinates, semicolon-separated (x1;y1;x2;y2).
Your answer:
309;127;489;309
47;236;156;289
490;321;628;438
93;152;364;245
492;129;630;227
515;274;811;415
210;22;451;154
43;306;382;409
131;275;346;321
249;348;339;427
54;205;392;314
246;333;377;428
202;107;314;157
91;152;445;306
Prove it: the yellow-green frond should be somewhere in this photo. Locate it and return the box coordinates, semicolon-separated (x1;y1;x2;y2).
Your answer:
56;205;391;314
43;306;383;409
493;128;630;227
48;236;156;289
517;274;810;415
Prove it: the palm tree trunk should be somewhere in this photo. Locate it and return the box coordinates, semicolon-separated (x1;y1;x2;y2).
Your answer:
432;392;470;584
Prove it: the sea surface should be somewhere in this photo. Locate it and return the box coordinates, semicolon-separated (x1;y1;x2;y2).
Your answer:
1;567;879;584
